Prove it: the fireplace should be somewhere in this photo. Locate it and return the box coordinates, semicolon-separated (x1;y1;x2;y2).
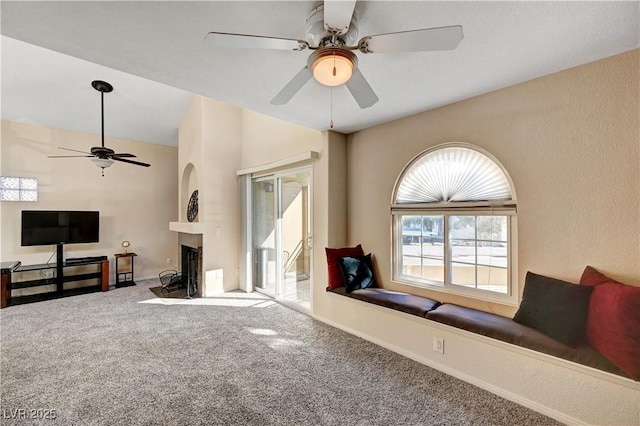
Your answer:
181;245;200;297
178;232;203;297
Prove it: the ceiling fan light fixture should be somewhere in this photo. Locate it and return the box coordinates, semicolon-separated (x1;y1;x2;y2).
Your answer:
91;157;114;169
309;48;356;87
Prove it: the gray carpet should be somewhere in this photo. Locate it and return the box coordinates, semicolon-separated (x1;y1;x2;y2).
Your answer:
0;279;559;426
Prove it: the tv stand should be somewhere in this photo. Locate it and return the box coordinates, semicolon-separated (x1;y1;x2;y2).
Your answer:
1;256;109;308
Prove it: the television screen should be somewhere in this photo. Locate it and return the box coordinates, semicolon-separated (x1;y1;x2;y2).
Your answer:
21;210;99;246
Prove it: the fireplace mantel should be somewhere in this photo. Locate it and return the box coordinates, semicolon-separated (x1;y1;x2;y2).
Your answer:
169;221;204;235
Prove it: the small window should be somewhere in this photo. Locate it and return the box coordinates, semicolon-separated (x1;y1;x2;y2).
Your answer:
392;144;517;304
0;177;38;202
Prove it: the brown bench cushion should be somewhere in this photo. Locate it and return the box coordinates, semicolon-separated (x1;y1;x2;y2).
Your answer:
329;286;440;317
426;303;629;378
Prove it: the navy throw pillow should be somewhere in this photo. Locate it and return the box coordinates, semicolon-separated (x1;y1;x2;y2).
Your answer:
338;254;377;293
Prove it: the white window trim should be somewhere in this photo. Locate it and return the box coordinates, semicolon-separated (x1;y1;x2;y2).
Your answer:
390;143;518;306
391;210;518;306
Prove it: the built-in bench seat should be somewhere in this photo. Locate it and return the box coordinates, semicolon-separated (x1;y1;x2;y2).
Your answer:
425;303;627;377
327;286;631;380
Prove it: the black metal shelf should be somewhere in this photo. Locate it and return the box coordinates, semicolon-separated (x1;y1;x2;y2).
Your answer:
8;285;102;306
10;278;57;290
3;257;109;308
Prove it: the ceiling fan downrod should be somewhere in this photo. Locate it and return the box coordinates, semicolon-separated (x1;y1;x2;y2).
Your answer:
90;80;114;176
91;80;113;149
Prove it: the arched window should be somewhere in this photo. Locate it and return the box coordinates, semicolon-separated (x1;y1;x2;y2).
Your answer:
391;143;517;304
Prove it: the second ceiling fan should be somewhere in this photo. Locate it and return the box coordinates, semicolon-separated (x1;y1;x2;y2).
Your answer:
49;80;151;176
205;0;464;109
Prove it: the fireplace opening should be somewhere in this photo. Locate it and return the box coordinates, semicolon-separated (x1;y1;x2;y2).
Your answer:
181;245;202;298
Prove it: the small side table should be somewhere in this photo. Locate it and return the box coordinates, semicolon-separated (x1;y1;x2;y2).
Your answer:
115;252;137;288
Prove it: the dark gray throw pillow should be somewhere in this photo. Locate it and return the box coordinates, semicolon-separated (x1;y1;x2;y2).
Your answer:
338;254;377;293
513;271;592;347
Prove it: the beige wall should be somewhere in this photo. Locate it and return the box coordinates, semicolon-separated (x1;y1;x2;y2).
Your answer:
311;131;349;315
0;120;178;284
177;97;204;224
175;96;243;294
240;110;326;169
346;49;640;316
201;97;242;293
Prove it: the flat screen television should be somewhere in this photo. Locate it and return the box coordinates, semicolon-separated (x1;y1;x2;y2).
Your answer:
21;210;100;246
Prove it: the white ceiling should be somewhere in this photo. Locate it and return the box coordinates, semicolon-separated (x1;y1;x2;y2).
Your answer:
1;1;639;146
1;37;194;146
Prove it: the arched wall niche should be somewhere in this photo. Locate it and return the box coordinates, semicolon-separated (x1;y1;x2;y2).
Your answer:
180;162;199;222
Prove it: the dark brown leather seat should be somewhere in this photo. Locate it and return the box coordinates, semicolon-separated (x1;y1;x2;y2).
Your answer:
329;286;440;317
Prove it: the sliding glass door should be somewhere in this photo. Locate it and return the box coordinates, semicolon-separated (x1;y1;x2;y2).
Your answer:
252;177;277;295
252;169;311;311
280;171;311;309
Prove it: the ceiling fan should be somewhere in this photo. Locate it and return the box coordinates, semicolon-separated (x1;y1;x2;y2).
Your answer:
205;1;463;109
49;80;151;176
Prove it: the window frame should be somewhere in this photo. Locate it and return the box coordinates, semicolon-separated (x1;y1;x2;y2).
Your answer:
392;208;518;305
391;143;518;305
0;177;38;202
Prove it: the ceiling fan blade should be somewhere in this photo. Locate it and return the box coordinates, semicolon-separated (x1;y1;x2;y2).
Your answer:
270;67;313;105
57;147;92;155
112;157;150;167
323;0;357;35
112;153;137;158
345;68;378;109
359;25;464;54
205;32;308;51
48;155;93;158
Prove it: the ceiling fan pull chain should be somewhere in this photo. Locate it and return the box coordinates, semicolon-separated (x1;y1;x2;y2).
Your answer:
333;52;337;77
330;87;334;129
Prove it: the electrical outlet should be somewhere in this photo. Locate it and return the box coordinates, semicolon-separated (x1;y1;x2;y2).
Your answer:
166;258;172;265
433;337;444;354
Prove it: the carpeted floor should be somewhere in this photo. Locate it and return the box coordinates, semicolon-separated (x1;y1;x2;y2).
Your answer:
0;279;560;425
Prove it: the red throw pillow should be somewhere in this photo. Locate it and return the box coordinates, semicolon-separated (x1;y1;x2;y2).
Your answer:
580;265;612;287
325;245;364;289
580;266;640;380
